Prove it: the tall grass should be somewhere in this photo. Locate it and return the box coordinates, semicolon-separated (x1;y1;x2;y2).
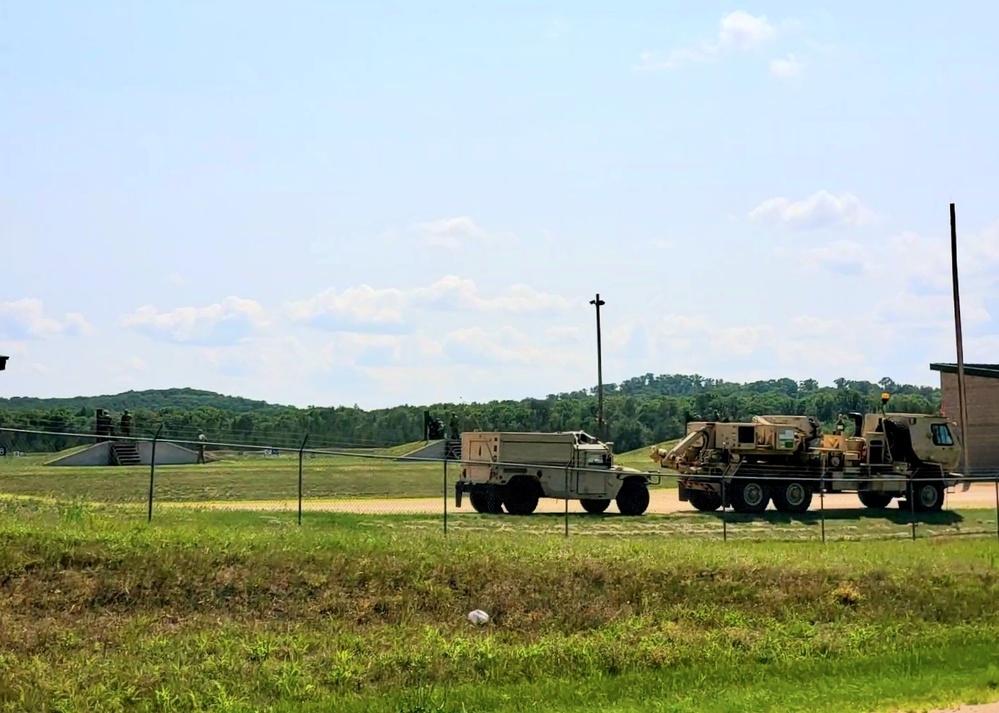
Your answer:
0;497;998;712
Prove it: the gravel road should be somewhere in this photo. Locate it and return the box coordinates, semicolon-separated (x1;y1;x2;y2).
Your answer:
160;482;999;515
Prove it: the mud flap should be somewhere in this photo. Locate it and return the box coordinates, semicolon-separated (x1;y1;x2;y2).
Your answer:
678;484;690;502
455;482;464;508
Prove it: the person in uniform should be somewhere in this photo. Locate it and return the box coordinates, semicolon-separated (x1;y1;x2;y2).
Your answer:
197;433;207;464
119;410;132;437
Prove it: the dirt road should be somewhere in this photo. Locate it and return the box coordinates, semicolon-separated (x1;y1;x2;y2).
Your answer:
159;482;999;515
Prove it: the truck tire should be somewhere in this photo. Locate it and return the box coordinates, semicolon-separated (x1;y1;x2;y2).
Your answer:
581;498;610;514
909;476;945;513
771;480;812;514
687;490;722;512
729;479;769;514
857;491;893;509
616;478;650;516
504;477;541;515
469;484;504;514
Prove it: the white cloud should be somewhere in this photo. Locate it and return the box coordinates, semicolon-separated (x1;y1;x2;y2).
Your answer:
120;296;269;345
283;284;409;334
0;299;95;339
285;276;578;334
635;10;781;71
418;216;491;250
438;325;585;369
803;218;999;350
748;190;875;230
770;53;804;77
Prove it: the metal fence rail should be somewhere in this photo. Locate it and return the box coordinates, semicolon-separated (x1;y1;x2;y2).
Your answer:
1;425;997;543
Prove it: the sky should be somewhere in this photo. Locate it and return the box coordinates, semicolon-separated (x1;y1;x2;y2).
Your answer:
2;1;998;409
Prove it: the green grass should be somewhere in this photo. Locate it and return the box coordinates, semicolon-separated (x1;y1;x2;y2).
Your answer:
0;452;443;502
1;496;999;712
613;438;679;471
0;444;678;506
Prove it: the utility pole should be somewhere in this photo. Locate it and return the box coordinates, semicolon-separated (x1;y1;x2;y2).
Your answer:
949;203;972;491
589;293;605;440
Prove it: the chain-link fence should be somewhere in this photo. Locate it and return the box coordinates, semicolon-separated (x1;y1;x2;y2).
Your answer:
1;425;997;542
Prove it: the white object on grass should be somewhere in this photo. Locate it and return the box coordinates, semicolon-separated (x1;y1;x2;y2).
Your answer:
467;609;489;625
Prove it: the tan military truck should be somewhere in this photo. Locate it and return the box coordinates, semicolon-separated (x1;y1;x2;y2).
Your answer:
455;430;653;515
651;395;963;514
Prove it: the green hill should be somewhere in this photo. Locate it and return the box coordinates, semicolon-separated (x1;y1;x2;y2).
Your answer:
0;387;286;414
0;374;942;455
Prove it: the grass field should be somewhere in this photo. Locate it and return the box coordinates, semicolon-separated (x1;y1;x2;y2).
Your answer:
2;445;999;712
1;496;999;712
0;440;679;505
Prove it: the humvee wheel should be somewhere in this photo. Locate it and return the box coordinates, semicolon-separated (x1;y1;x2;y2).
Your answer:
504;477;540;515
687;490;722;512
580;498;610;514
772;480;812;514
470;485;504;514
729;479;769;514
910;479;945;513
857;491;893;509
616;478;650;516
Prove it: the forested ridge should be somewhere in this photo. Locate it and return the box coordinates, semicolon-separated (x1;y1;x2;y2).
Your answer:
0;374;942;454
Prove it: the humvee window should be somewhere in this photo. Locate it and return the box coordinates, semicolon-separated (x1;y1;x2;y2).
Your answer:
931;423;955;446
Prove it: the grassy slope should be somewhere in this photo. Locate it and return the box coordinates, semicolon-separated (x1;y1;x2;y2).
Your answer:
1;498;998;713
613;439;680;471
0;452;443;502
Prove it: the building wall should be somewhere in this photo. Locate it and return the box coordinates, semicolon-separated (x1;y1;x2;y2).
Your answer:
939;372;999;474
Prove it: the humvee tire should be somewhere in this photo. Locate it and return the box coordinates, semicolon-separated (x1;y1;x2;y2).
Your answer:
504;476;541;515
616;477;650;516
469;484;504;514
858;491;893;509
581;498;610;514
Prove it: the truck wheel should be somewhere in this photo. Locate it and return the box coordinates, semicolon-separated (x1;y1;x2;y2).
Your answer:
857;491;893;509
616;478;650;516
469;487;489;513
729;479;769;514
504;477;540;515
470;485;504;514
910;479;945;513
687;490;722;512
772;481;812;514
581;498;610;514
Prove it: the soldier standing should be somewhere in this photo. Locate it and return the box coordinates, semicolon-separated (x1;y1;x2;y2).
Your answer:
119;410;132;438
197;433;206;464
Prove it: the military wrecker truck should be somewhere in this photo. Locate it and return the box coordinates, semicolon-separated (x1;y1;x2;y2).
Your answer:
455;430;654;515
650;393;963;514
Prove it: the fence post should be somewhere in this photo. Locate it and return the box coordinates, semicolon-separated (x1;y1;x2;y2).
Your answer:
298;433;309;526
721;474;727;542
564;464;570;538
147;424;163;523
443;451;448;536
819;463;826;544
909;474;917;541
993;469;998;542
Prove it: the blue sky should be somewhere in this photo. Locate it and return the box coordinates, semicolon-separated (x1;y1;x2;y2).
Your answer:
2;2;997;408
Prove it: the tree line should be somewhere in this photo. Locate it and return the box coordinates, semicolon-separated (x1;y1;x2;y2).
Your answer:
0;374;942;455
